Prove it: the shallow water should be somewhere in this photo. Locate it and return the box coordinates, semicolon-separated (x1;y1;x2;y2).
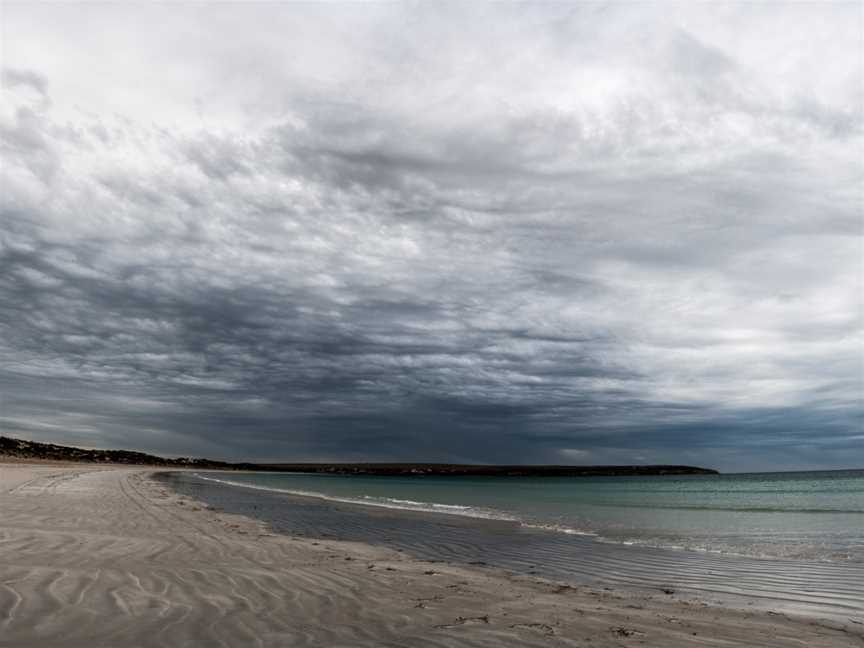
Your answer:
190;469;864;562
160;471;864;622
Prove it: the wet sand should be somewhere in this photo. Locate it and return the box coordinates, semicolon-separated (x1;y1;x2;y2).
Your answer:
1;463;861;647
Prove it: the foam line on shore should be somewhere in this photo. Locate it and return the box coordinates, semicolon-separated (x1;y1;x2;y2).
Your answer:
193;472;522;522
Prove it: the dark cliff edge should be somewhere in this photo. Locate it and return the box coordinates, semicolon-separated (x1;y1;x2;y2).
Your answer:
0;436;718;476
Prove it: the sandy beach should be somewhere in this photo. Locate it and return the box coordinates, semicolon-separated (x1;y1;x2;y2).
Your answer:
1;464;860;647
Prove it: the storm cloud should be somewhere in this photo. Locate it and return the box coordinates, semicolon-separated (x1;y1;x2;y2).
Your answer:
1;3;861;470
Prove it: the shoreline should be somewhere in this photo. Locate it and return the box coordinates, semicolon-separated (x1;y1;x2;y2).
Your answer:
185;469;864;565
165;470;864;624
1;463;861;647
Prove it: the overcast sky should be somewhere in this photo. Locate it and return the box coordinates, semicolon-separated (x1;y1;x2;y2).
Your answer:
1;3;861;471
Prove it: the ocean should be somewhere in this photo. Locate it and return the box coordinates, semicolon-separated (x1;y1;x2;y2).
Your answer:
160;469;864;621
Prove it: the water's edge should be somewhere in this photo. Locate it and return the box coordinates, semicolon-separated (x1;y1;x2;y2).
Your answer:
157;471;864;624
189;469;864;563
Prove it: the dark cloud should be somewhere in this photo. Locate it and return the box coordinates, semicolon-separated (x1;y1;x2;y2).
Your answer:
0;4;861;471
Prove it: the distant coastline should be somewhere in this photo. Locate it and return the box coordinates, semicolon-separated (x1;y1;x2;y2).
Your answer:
245;463;719;477
0;436;717;476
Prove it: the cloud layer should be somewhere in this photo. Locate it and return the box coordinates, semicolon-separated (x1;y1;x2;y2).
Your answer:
1;3;862;470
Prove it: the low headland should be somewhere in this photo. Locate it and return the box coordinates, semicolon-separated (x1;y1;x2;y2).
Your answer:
0;435;717;476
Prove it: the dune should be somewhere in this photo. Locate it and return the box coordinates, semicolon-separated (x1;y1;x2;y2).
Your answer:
0;463;860;647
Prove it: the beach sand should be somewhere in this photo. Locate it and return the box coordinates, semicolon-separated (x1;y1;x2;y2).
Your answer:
0;464;860;647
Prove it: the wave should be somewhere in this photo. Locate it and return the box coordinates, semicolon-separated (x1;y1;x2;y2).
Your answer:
192;473;520;522
521;522;597;537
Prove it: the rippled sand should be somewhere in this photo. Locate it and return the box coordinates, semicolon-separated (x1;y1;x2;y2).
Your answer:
1;464;861;647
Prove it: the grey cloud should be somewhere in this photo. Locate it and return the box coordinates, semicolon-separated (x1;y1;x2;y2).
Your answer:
1;67;48;99
0;3;861;471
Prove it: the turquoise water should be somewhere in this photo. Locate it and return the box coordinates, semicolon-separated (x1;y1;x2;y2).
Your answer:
197;469;864;562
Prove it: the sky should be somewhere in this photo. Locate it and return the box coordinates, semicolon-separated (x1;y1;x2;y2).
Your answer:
0;2;862;471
